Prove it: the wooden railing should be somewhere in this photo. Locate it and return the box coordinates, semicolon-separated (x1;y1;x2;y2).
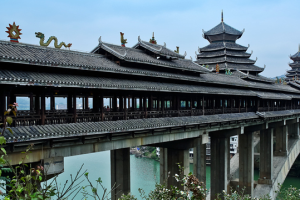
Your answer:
11;106;291;127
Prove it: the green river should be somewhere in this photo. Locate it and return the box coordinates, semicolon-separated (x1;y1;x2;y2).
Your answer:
52;151;300;199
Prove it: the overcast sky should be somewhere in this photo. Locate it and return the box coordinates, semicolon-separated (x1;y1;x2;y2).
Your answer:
0;0;299;78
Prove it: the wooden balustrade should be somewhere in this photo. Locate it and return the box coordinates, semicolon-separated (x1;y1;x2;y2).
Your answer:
11;105;291;127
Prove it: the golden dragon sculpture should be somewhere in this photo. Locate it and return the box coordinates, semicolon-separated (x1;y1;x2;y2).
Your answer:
35;32;72;49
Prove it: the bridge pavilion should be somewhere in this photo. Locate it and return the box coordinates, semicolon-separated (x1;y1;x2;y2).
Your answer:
1;17;300;199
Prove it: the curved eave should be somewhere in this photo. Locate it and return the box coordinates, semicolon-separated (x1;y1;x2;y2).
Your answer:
133;39;185;59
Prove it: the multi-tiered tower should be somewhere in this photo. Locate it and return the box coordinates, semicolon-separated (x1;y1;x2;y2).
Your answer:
286;46;300;81
196;12;264;76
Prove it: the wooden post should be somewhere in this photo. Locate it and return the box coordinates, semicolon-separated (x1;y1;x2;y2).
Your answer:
50;94;55;111
67;93;72;113
85;96;89;110
245;98;248;112
100;95;104;121
124;97;128;120
35;94;40;115
162;96;165;117
30;93;34;112
239;98;241;113
73;94;77;123
202;96;205;115
113;95;117;112
144;96;147;118
177;96;180;117
41;94;45;125
0;90;6;123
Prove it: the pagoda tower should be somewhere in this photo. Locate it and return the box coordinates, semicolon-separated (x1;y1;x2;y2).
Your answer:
286;46;300;81
196;11;264;75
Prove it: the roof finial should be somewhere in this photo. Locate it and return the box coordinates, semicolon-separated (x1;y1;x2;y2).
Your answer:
149;32;157;44
298;44;300;52
221;10;223;22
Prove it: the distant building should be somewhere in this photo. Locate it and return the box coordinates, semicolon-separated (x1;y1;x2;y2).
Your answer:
286;47;300;81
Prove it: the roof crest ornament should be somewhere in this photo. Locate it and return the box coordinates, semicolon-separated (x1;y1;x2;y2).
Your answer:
98;36;102;44
138;36;142;43
198;46;200;53
190;56;193;60
255;57;258;61
202;29;205;34
184;51;187;57
221;10;223;22
251;50;253;55
164;42;166;47
241;29;245;33
299;44;300;52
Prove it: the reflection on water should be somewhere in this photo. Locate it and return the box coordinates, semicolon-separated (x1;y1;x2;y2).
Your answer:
51;151;300;200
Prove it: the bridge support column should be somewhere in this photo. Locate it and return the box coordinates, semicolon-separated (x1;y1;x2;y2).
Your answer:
111;148;130;200
239;132;254;196
160;147;189;189
274;125;288;156
193;135;207;185
258;129;273;185
210;136;229;200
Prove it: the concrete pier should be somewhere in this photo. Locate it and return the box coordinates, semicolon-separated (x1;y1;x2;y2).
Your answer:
274;125;288;156
210;136;229;200
258;129;273;185
193;135;208;184
239;132;254;196
111;148;130;200
160;147;189;189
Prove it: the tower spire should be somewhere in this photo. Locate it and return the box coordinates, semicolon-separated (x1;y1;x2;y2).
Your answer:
221;10;223;22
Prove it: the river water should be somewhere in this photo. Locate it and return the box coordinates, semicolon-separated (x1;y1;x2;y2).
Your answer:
51;151;300;199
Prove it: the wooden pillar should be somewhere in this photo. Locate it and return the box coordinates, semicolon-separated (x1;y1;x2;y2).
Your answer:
149;95;153;111
30;93;34;111
257;99;260;112
202;96;205;115
238;98;241;113
245;98;248;112
161;96;165;117
177;96;180;117
93;93;100;113
0;90;6;123
73;94;77;123
113;95;117;112
85;96;89;110
67;93;73;113
132;95;136;111
119;96;123;112
50;94;55;111
35;95;40;115
100;95;104;121
143;96;147;118
41;94;45;125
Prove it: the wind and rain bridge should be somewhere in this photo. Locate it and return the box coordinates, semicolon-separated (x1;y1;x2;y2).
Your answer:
1;17;300;199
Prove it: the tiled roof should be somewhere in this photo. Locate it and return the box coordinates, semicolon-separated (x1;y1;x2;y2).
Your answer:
91;41;210;73
257;109;300;119
197;50;250;58
291;51;300;61
4;112;260;142
195;62;263;72
232;70;274;83
289;62;300;67
254;91;292;100
132;37;186;59
196;57;255;65
199;42;248;52
204;22;243;36
0;69;257;96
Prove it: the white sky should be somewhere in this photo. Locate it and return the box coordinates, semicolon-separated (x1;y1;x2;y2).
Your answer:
1;0;299;78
